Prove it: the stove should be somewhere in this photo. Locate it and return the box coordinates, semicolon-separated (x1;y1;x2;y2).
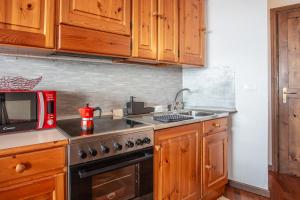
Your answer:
57;116;153;166
58;116;154;200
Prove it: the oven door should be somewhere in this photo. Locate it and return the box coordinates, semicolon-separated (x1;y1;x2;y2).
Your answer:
0;92;37;133
69;147;153;200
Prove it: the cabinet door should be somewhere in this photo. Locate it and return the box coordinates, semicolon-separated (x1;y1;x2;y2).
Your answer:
154;123;202;200
0;0;54;48
60;0;131;36
157;0;179;62
132;0;157;60
179;0;205;66
0;173;65;200
203;132;228;195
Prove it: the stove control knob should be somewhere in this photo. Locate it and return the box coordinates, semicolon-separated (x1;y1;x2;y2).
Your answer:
100;145;110;154
126;141;134;148
143;137;151;144
89;148;98;156
114;143;123;151
78;150;87;159
136;139;144;146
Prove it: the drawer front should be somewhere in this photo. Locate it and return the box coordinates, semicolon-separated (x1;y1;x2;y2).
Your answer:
0;147;65;183
203;118;228;135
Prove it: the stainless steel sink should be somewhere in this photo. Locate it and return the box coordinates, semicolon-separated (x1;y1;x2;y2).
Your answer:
178;110;216;117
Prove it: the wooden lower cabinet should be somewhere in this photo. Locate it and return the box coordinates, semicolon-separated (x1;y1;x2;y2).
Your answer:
0;141;67;200
154;118;228;200
154;123;202;200
202;131;228;199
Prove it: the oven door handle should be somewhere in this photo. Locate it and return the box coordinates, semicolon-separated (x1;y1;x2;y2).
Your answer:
78;153;153;179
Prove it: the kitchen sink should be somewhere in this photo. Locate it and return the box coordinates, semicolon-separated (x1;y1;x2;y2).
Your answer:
178;110;216;117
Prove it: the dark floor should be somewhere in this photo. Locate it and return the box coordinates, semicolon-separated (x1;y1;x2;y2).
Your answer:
224;171;300;200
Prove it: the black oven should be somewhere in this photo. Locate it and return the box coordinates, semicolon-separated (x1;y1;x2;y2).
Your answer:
69;147;153;200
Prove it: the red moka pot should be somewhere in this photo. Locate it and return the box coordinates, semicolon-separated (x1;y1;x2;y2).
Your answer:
78;104;102;130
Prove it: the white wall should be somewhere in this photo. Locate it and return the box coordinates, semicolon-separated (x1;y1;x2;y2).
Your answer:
183;0;269;190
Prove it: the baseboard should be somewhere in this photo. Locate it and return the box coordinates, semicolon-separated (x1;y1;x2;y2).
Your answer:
229;180;270;198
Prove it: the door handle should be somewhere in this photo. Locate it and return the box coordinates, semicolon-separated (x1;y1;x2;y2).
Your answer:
283;87;297;103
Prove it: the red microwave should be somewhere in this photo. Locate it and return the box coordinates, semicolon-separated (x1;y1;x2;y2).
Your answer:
0;90;56;133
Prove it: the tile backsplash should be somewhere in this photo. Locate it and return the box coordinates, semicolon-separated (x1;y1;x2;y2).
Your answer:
0;55;182;117
183;65;235;108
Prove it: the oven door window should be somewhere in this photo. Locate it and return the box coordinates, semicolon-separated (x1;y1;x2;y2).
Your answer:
92;165;136;200
0;92;37;130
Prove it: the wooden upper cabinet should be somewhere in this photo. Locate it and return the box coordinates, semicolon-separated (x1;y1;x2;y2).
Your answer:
132;0;158;60
203;131;228;195
179;0;205;66
158;0;179;62
0;0;54;48
58;0;131;57
154;123;202;200
59;0;131;36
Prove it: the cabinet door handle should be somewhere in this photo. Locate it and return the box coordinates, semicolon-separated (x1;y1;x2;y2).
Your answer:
205;165;212;169
106;192;116;200
15;163;26;173
155;145;161;151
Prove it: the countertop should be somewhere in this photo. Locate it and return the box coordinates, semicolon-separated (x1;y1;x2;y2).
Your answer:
126;110;230;130
0;129;68;152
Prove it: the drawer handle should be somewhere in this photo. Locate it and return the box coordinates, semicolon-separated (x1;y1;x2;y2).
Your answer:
106;192;116;200
213;123;221;128
15;163;26;173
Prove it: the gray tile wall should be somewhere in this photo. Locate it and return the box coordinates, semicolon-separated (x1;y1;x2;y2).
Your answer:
0;55;182;117
182;66;235;108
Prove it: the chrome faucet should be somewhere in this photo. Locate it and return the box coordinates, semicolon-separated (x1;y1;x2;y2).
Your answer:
174;88;191;111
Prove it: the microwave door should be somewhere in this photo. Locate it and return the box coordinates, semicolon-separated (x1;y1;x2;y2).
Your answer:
0;94;10;125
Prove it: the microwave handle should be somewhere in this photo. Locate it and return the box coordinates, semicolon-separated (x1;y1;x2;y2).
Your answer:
78;153;153;179
37;92;45;129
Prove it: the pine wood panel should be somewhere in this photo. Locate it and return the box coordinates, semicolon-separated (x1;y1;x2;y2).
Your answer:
0;147;65;184
157;0;179;62
179;0;205;66
132;0;158;60
0;173;65;200
57;24;131;56
0;0;54;48
154;123;202;200
278;8;300;176
203;131;228;196
59;0;131;36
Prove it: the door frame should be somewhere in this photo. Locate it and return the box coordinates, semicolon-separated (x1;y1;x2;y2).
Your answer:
270;3;300;172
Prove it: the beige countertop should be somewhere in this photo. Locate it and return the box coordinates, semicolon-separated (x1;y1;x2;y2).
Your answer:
0;129;67;151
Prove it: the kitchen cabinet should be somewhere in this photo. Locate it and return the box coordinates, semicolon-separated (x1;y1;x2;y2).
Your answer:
0;0;55;48
132;0;158;60
179;0;206;66
0;141;67;200
202;131;228;197
154;123;202;200
154;117;229;200
132;0;178;63
58;0;131;56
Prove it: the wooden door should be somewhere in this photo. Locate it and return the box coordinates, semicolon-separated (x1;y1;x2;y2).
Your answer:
278;9;300;176
0;173;65;200
59;0;131;36
132;0;158;60
179;0;205;66
154;123;202;200
157;0;178;62
203;131;228;195
0;0;54;48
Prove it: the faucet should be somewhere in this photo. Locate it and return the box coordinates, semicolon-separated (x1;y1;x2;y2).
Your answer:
174;88;191;111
